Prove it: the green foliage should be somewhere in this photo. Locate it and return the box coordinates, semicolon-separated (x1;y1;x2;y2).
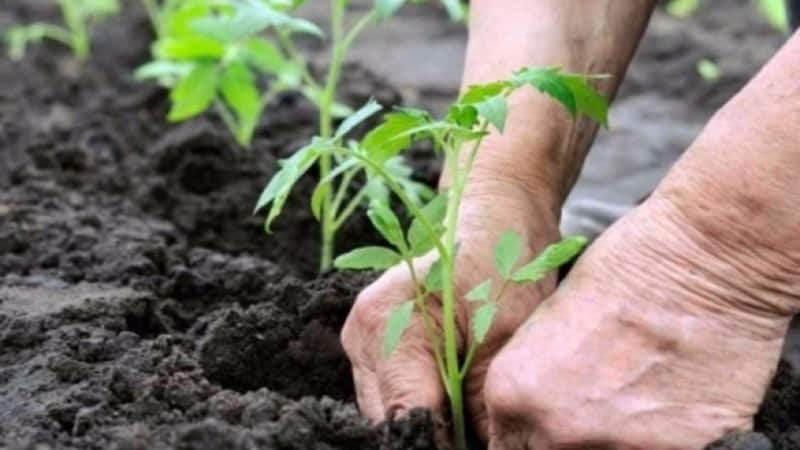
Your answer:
494;231;523;280
383;300;415;356
5;0;120;60
136;0;322;147
465;279;492;302
512;236;588;283
666;0;700;17
757;0;788;31
696;58;721;82
334;246;402;270
326;66;607;449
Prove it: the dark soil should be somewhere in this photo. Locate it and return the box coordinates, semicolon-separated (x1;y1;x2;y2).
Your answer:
0;1;796;449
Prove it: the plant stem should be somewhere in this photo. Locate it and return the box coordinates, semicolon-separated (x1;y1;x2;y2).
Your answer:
141;0;161;36
317;0;346;270
317;2;376;270
440;149;467;450
58;0;88;60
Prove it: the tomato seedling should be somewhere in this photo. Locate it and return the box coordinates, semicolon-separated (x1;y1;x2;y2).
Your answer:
5;0;120;60
141;0;464;270
330;66;608;450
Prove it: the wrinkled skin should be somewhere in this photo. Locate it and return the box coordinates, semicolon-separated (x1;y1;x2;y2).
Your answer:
341;178;560;441
485;194;791;449
343;1;800;448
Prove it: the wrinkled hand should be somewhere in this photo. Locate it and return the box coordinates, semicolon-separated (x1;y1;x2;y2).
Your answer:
484;195;792;449
341;181;560;440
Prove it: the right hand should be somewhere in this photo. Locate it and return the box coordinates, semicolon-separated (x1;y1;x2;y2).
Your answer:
340;178;561;441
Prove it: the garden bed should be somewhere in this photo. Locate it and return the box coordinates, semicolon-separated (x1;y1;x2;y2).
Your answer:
1;1;798;449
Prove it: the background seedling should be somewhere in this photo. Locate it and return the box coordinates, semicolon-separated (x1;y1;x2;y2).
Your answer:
324;66;608;449
141;0;464;270
5;0;120;60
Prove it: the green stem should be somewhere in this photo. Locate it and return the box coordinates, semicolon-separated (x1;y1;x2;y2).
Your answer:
317;3;377;271
405;259;449;391
333;187;368;229
317;0;346;270
58;0;88;60
440;150;467;450
334;148;449;262
141;0;161;36
276;31;320;90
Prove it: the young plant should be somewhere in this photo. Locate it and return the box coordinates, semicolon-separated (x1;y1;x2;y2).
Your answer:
5;0;120;60
139;0;462;270
329;66;609;449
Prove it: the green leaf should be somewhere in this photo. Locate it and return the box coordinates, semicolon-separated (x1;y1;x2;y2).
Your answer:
474;95;508;132
242;38;287;75
335;98;382;139
512;67;576;116
134;60;192;83
562;75;609;128
459;81;508;104
334;246;402;270
310;159;358;220
375;0;406;19
696;58;721;83
465;279;492;302
408;192;448;256
168;63;218;122
255;144;323;229
439;0;466;21
758;0;788;31
494;231;523;280
362;111;429;163
383;300;414;357
244;1;324;36
155;36;226;60
446;104;479;129
367;201;406;251
472;303;497;344
666;0;700;18
220;61;262;145
424;259;443;292
511;235;588;283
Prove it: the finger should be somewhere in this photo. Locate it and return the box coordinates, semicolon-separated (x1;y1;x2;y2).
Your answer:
377;316;446;418
352;364;385;423
465;278;553;442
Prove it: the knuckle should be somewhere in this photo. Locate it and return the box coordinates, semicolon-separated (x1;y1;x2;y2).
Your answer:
484;354;530;419
341;292;384;355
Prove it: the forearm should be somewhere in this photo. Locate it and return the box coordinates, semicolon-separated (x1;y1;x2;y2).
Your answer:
654;30;800;316
443;0;656;214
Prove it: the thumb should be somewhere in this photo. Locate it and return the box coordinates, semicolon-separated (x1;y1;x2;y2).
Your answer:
377;314;446;419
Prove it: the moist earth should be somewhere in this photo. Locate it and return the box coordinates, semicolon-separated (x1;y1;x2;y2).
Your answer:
0;1;796;449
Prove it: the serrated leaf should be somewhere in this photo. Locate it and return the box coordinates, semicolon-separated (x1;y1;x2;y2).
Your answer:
375;0;406;19
335;99;382;139
424;259;442;292
512;67;576;116
474;95;508;132
446;104;479;129
465;279;492;302
472;303;497;344
511;235;588;283
220;61;262;145
155;36;226;60
134;60;192;82
666;0;700;18
362;111;428;164
242;38;287;75
383;300;414;357
562;75;609;128
368;201;406;251
255;144;323;229
408;192;448;256
168;63;218;122
494;231;523;280
459;81;508;104
334;246;402;270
